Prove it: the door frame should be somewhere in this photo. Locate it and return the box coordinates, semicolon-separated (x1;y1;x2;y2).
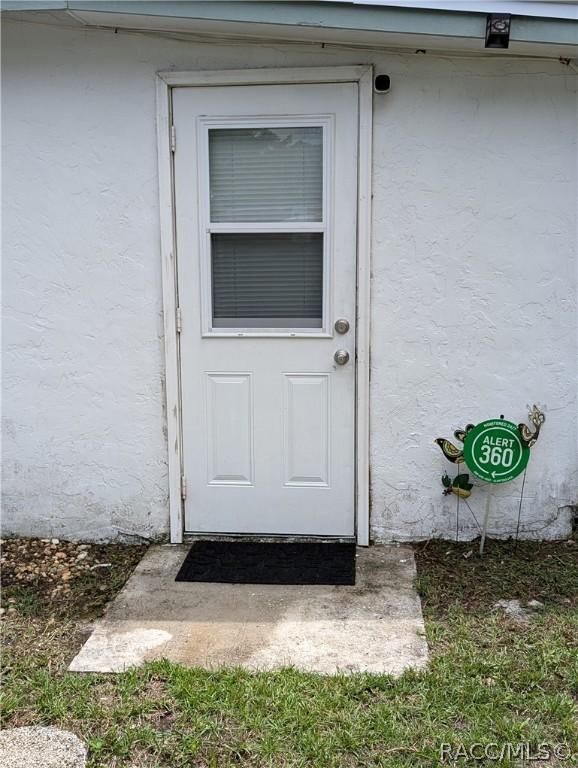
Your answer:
155;66;373;545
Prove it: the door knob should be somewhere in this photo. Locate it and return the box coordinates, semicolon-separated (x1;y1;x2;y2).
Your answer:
334;349;350;366
334;318;350;334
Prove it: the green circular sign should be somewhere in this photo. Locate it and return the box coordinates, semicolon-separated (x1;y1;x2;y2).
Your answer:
463;419;530;484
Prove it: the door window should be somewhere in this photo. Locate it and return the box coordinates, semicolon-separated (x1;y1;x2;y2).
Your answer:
199;120;331;334
209;127;322;222
211;232;323;329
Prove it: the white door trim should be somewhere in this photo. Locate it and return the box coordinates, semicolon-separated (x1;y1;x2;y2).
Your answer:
156;66;373;545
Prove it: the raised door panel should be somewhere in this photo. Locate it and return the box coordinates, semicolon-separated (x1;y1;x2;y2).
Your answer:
283;374;330;487
205;373;254;486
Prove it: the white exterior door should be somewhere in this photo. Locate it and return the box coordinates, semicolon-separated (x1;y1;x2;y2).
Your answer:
173;82;358;537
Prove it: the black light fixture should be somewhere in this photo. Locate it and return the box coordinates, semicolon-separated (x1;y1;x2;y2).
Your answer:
485;13;511;49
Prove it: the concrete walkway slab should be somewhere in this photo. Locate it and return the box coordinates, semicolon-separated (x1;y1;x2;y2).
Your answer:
0;727;87;768
69;544;428;675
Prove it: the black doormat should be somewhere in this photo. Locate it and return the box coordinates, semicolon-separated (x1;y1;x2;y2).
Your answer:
175;541;356;585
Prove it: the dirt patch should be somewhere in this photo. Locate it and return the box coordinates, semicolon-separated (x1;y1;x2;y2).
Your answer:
1;538;147;620
414;536;578;618
1;538;148;675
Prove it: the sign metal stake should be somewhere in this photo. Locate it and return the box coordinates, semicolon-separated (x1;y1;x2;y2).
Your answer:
455;461;462;542
514;467;528;547
480;493;492;556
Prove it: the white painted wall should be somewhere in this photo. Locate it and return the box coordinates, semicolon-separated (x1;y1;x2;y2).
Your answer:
2;19;577;542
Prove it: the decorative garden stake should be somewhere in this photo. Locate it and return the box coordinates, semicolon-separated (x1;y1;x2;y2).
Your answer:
435;406;545;553
434;424;475;464
518;404;545;448
442;472;473;499
435;425;475;541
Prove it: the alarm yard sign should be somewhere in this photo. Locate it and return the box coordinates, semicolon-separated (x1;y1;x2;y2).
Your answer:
463;419;530;484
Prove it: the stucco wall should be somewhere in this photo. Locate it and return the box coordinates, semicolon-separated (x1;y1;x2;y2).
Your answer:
2;19;577;541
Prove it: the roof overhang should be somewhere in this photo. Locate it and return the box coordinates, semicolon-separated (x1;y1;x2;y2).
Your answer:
2;2;577;58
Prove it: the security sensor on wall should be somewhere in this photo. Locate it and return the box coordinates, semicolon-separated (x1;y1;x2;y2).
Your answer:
374;75;391;94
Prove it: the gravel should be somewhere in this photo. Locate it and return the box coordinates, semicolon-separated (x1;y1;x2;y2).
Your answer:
2;538;112;600
0;726;87;768
1;538;148;620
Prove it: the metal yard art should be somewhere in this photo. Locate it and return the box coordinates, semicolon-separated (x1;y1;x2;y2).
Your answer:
442;472;473;499
435;405;545;553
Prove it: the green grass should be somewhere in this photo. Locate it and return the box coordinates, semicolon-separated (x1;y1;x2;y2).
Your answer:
2;538;577;767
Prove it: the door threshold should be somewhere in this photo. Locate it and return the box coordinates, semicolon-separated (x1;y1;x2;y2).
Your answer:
183;532;357;544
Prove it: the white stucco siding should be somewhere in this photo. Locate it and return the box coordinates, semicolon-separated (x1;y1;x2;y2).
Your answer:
370;60;578;540
2;20;577;541
1;22;171;540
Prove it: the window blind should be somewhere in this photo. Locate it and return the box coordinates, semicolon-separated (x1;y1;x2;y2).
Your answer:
209;127;323;222
211;233;323;328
